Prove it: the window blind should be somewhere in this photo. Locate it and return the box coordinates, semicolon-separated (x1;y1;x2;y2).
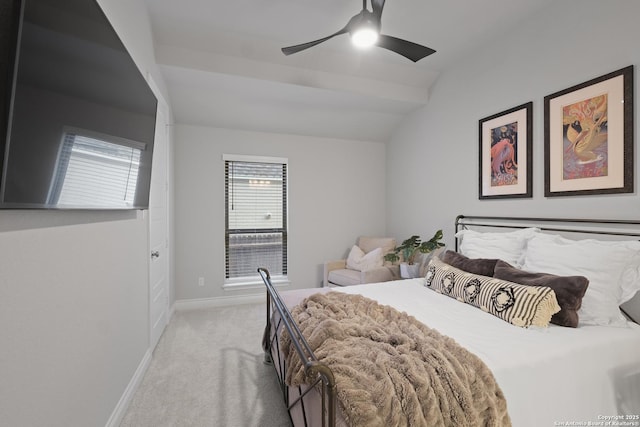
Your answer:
49;132;142;208
225;158;288;280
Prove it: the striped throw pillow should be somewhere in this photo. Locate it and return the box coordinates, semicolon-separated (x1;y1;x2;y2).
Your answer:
425;257;560;328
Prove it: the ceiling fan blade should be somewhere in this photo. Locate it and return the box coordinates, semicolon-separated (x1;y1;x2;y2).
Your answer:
371;0;386;20
281;28;348;56
376;34;436;62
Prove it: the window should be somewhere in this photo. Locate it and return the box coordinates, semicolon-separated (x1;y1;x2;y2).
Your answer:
224;155;287;284
48;128;145;208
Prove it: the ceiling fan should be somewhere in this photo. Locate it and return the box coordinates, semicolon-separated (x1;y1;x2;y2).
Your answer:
281;0;436;62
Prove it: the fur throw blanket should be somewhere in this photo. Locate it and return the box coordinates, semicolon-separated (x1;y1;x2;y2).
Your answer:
282;291;511;427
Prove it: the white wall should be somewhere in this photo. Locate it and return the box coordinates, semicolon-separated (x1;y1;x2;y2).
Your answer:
174;125;387;299
387;0;640;248
0;212;148;426
0;1;172;426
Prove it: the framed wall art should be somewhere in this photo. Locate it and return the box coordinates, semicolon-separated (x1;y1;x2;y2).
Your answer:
479;102;533;199
544;65;634;197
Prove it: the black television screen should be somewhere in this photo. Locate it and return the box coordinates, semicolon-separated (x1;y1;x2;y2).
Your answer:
0;0;157;209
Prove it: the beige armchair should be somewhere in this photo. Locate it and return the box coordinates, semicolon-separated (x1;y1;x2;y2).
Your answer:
323;237;400;287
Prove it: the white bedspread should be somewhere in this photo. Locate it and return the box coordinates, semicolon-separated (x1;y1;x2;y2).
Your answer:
337;279;640;427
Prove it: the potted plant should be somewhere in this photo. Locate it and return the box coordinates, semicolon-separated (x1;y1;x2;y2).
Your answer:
384;230;445;278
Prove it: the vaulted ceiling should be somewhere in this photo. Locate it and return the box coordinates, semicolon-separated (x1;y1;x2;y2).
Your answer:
143;0;553;142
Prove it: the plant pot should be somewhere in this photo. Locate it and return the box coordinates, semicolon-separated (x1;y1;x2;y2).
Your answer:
400;263;421;279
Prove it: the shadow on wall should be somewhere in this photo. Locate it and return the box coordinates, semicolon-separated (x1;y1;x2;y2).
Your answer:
0;209;139;233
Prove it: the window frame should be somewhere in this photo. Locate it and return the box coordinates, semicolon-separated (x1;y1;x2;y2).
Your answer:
223;154;289;288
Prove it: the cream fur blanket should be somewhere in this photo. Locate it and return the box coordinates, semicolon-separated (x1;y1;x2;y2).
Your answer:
282;291;511;427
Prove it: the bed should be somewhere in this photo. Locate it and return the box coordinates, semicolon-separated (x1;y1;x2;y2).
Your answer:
259;216;640;427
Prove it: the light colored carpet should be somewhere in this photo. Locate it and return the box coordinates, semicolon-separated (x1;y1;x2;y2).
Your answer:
120;303;291;427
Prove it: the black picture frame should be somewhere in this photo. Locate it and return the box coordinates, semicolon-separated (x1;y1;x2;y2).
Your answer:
544;66;634;197
479;102;533;199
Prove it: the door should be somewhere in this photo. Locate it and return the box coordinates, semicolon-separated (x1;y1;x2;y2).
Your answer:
149;105;170;350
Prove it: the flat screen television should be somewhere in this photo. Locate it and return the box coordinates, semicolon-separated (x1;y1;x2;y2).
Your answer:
0;0;157;209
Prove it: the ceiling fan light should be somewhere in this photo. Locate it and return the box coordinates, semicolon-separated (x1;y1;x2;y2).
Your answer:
351;27;378;48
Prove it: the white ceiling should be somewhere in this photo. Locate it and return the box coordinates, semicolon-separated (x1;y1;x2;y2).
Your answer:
143;0;553;142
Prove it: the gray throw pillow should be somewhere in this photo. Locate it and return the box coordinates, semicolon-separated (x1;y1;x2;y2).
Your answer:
441;250;498;277
493;260;589;328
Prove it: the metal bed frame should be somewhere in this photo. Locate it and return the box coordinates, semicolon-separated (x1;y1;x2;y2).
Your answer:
259;267;336;427
454;215;640;249
260;215;640;427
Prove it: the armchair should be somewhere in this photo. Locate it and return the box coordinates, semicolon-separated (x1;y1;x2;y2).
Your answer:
323;237;400;287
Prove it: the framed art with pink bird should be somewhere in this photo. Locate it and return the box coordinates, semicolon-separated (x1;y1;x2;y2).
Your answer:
479;102;533;199
544;66;633;196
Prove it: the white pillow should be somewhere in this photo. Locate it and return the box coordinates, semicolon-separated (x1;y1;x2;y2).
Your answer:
346;246;384;272
455;227;539;267
522;233;640;327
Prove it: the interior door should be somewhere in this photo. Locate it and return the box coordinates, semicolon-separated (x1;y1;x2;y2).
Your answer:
149;106;170;350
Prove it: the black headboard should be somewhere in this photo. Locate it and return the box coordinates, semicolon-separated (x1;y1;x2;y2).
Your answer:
454;215;640;325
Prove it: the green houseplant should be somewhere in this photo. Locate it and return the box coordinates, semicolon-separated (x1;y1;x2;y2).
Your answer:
384;230;445;278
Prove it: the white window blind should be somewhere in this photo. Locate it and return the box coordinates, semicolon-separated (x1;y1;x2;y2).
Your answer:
48;131;143;208
225;157;288;281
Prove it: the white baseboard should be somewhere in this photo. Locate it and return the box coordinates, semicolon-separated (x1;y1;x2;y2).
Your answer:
105;349;152;427
174;293;265;311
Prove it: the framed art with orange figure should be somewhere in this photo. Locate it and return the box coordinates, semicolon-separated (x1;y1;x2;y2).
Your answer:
544;66;633;197
479;102;533;199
